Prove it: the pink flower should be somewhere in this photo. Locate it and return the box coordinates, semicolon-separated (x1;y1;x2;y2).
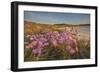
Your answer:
32;48;41;57
50;38;58;47
26;30;79;60
69;49;76;55
25;43;33;49
65;46;76;55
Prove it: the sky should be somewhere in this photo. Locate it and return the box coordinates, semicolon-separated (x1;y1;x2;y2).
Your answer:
24;11;90;24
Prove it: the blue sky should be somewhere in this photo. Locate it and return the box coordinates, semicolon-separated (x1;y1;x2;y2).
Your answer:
24;11;90;24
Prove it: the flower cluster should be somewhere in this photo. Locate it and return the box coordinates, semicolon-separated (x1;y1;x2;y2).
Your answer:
25;30;78;60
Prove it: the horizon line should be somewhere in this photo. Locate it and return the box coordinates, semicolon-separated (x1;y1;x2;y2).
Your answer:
24;20;90;25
